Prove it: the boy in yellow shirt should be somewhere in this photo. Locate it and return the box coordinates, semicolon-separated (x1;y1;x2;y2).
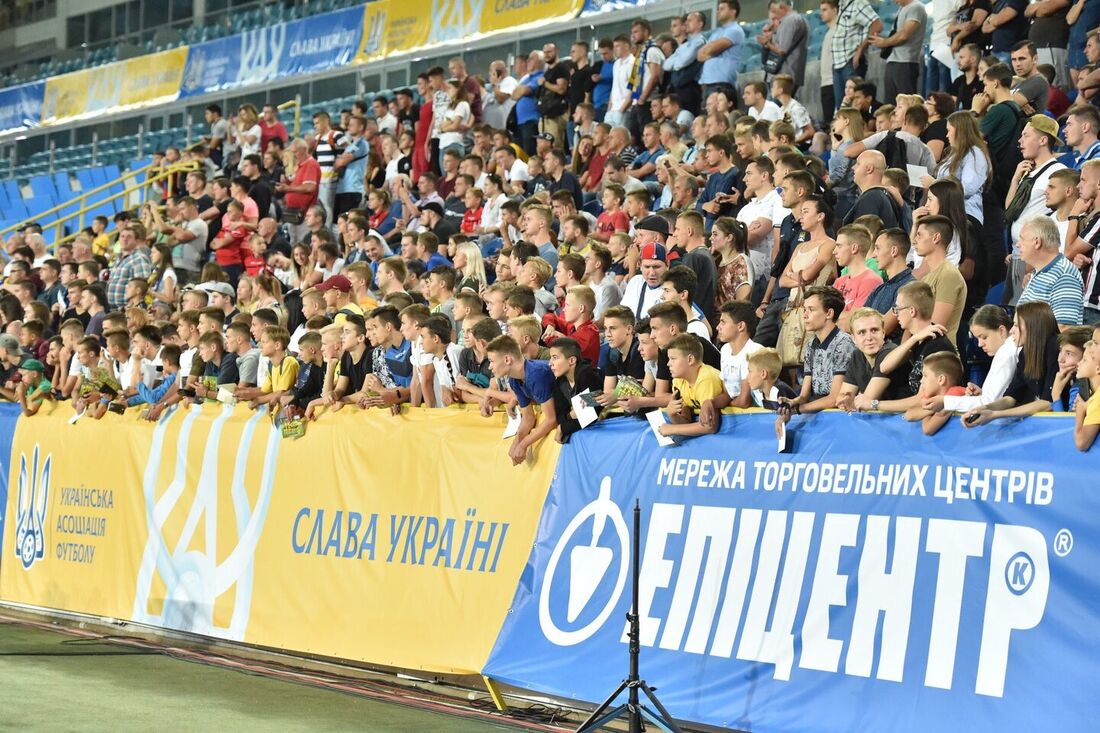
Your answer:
658;334;725;439
1074;340;1100;452
254;326;299;409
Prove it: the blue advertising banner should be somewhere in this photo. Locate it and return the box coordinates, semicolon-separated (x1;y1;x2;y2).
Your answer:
484;413;1099;732
0;81;44;134
0;404;21;561
580;0;650;15
180;6;364;98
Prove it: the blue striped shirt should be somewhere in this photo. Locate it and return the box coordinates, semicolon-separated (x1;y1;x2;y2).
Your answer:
1071;141;1100;171
1018;254;1084;325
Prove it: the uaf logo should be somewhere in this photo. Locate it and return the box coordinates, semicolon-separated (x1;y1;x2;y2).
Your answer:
132;404;279;640
539;476;630;645
15;445;51;570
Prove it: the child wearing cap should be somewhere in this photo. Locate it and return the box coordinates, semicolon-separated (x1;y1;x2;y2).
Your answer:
317;275;365;324
16;359;54;416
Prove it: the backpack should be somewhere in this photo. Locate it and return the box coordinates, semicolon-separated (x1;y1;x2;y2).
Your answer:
878;130;909;171
990;101;1029;200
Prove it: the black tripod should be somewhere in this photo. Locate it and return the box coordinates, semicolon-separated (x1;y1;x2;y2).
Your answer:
575;500;682;733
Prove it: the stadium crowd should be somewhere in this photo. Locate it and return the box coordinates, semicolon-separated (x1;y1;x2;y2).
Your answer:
2;0;1100;457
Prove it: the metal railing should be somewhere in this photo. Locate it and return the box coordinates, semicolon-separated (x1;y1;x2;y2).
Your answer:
0;160;199;251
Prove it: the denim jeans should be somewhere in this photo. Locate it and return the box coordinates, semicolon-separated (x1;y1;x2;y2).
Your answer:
923;52;953;95
831;58;867;110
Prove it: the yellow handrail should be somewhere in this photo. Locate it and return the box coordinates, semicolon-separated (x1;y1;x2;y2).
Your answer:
277;98;301;140
0;161;199;249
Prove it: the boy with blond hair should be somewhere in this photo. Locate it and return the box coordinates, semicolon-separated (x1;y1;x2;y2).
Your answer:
254;326;298;408
746;348;797;407
517;256;559;318
1073;340;1100;451
508;315;550;360
657;334;725;439
345;262;380;311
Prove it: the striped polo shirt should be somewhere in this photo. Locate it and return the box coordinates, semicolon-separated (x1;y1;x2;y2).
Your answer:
1018;253;1084;325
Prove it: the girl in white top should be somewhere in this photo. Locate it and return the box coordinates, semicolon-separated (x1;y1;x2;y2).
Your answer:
150;244;177;304
437;79;472;158
931;305;1019;414
234;104;262;169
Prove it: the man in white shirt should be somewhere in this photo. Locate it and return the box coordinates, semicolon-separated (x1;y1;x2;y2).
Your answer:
1004;115;1067;304
493;146;530;196
621;225;670;319
737;156;789;277
607;35;636;127
1045;169;1080;253
483;60;518;131
742;81;782;122
716;300;763;407
583;243;621;323
372;97;397;135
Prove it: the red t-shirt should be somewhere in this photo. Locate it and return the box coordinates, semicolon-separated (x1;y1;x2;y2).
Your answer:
461;207;483;234
215;224;248;266
540;315;600;364
596;210;629;237
586;150;610;190
286;156;321;211
243;252;270;276
260;120;288;153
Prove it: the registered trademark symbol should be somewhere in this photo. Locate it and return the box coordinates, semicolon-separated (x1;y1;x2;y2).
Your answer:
1004;552;1035;596
1053;529;1073;557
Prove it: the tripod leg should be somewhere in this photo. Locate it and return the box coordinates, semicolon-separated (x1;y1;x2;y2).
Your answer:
637;706;679;733
577;704;630;733
575;680;629;733
638;682;684;733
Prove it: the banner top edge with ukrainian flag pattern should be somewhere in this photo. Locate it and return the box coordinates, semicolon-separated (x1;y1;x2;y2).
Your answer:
0;400;1096;732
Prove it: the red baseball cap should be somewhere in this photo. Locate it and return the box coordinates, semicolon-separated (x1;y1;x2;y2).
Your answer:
316;275;352;293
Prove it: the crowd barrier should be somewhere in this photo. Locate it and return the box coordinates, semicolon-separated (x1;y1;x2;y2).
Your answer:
0;0;652;134
0;402;1095;732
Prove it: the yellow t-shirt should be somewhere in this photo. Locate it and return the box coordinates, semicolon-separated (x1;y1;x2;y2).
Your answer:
1085;389;1100;427
92;233;112;257
262;356;300;394
672;364;725;410
333;302;366;325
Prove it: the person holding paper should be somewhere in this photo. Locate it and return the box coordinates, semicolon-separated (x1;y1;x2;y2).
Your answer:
547;337;603;444
487;334;558;466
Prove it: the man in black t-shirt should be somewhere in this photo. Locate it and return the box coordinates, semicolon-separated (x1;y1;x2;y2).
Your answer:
242;155;273;219
842;150;901;228
839;308;910;412
539;43;573;152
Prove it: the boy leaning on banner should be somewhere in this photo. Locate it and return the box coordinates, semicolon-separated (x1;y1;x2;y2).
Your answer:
1074;339;1100;451
16;359;54;417
657;334;725;440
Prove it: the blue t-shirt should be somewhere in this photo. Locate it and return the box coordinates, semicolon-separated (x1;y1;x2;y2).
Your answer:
697;165;740;230
631;146;666;182
510;359;555;408
516;71;545;125
425;252;453;272
337;137;370;195
699;22;745;85
384;339;413;388
593;60;613;109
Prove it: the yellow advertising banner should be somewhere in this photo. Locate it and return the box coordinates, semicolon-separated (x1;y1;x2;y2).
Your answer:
358;0;583;62
1;403;557;674
41;47;187;125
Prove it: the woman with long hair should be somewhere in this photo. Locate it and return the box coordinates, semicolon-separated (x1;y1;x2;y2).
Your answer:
453;242;487;293
923;305;1018;414
365;151;385;192
367;189;395;235
910;179;966;274
962;301;1060;425
274;243;312;290
148;243;177;304
711;217;753;309
776;197;838;367
926;111;991;230
573;135;595;182
436;78;472;171
921;92;955;163
234;104;261;168
236;275;257;314
828;108;865;224
253;272;285;318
